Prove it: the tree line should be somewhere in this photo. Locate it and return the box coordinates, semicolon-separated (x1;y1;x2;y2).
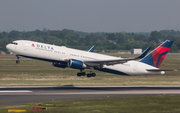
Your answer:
0;29;180;52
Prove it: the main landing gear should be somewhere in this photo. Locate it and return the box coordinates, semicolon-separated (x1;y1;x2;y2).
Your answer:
87;67;96;77
77;72;96;77
77;68;96;77
16;55;20;64
77;72;86;76
87;73;96;77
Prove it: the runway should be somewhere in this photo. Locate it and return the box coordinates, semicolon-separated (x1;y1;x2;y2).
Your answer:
1;86;180;106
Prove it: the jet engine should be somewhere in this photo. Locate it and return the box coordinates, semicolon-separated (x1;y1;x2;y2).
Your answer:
52;62;67;68
68;59;87;69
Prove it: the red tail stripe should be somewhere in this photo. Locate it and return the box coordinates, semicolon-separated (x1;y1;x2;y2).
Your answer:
152;50;159;67
156;46;170;54
161;54;166;59
157;54;166;68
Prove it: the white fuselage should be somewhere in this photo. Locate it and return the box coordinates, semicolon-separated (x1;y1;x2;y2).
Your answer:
6;40;164;76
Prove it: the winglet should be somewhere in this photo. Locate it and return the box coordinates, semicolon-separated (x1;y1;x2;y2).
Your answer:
136;47;151;59
88;45;96;52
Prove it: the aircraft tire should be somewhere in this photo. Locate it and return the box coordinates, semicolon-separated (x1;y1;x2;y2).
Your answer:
16;60;20;64
77;73;81;77
82;72;86;76
87;74;91;77
92;73;96;77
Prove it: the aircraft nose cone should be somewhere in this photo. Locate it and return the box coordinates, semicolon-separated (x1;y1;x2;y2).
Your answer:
6;44;11;51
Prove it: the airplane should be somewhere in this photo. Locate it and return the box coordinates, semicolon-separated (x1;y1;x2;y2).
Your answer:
6;40;176;77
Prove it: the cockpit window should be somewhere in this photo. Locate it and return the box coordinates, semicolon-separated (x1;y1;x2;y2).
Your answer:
12;42;18;45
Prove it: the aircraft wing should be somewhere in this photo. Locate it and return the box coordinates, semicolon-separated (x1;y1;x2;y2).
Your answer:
84;47;151;67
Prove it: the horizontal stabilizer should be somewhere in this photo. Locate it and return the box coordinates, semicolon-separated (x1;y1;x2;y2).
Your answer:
136;47;151;59
146;69;177;72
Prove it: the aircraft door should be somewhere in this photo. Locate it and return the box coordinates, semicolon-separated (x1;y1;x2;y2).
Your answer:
133;63;138;71
24;44;28;51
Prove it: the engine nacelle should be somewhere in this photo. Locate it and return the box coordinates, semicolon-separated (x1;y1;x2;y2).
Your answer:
52;62;67;68
68;59;87;69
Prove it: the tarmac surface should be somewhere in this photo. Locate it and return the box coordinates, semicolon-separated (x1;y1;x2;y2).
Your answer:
1;86;180;106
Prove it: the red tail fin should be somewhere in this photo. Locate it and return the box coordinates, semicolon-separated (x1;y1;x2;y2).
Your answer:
140;40;173;68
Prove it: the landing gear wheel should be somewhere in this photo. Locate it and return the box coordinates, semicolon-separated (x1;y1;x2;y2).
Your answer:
86;73;96;77
77;73;81;77
16;60;20;64
16;55;20;64
81;72;86;76
77;72;86;77
87;74;91;77
91;73;96;77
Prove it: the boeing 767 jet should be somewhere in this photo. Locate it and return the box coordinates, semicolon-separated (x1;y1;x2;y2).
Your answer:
6;40;176;77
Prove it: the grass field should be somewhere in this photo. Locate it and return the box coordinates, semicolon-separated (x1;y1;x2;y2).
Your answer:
0;53;180;86
1;54;180;113
1;95;180;113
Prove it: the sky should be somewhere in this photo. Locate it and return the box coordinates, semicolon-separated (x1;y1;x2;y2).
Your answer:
0;0;180;32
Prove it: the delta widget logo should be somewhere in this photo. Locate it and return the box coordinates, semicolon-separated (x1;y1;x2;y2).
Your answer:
152;46;170;68
31;44;35;47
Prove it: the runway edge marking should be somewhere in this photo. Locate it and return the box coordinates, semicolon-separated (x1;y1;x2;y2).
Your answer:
0;90;32;93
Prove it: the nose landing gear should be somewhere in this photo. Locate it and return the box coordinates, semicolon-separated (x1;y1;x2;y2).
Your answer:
16;55;20;64
16;60;20;64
